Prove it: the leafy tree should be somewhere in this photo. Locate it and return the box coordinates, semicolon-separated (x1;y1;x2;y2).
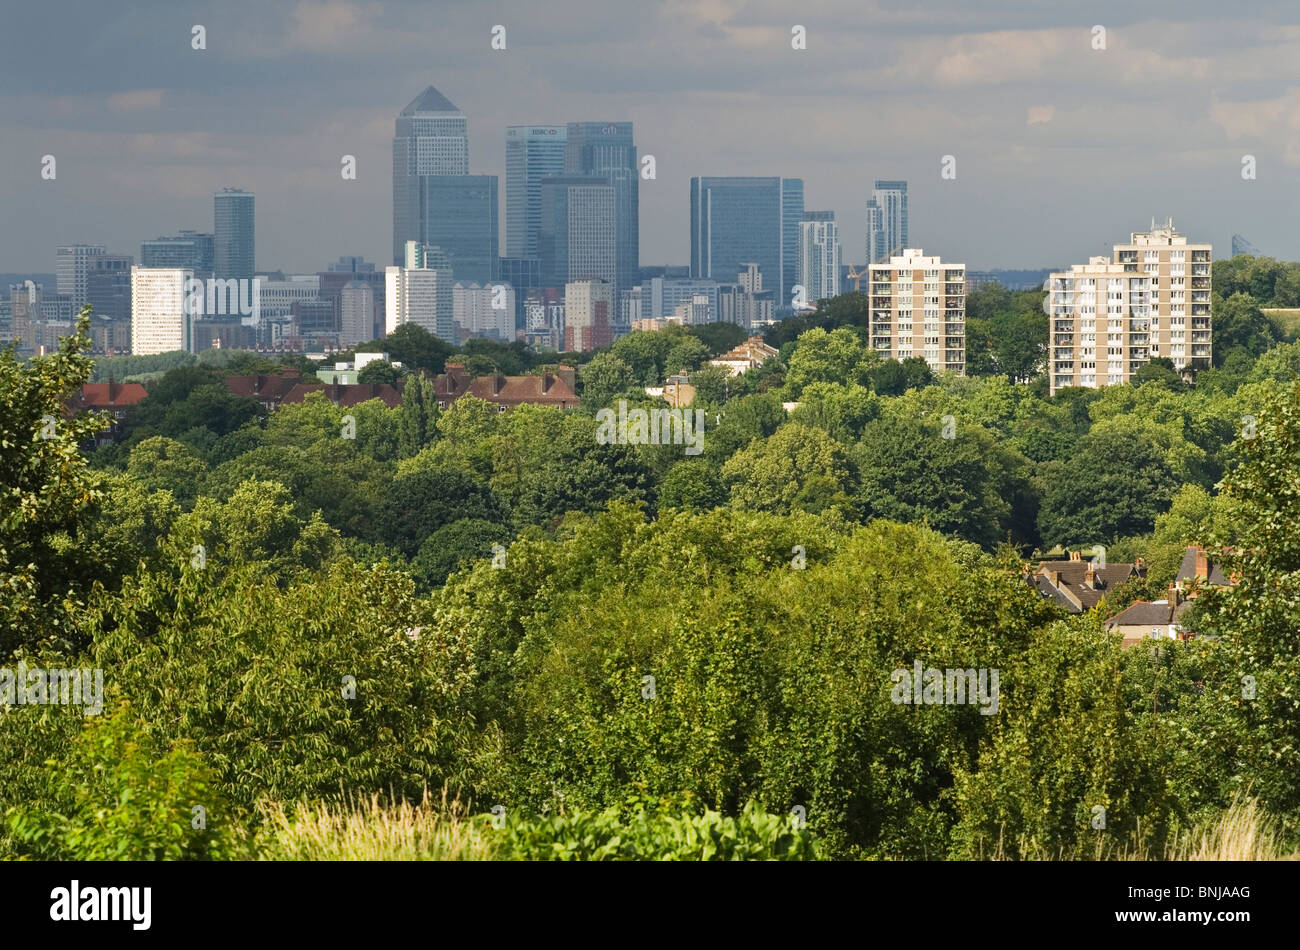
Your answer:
398;374;439;459
785;327;875;396
579;353;636;410
126;436;208;507
723;424;857;517
6;703;242;860
377;468;505;557
1211;292;1281;367
0;307;106;656
852;416;1031;549
411;517;505;589
686;321;747;356
1037;428;1179;547
357;360;400;385
657;461;727;512
363;322;454;373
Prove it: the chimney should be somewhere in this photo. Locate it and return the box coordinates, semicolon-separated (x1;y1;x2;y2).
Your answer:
1070;550;1081;561
1194;546;1208;581
1084;560;1096;587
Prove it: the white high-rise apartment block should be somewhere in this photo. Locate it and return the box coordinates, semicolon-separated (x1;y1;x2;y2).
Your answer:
57;244;107;309
1048;222;1212;394
130;267;192;355
453;281;515;341
386;241;453;342
339;280;374;348
867;249;965;374
797;218;841;304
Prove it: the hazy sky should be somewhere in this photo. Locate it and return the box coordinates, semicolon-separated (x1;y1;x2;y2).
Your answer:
3;0;1299;274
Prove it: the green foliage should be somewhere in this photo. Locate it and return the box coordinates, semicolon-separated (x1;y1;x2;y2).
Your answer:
1038;427;1179;547
357;360;400;385
497;799;818;860
0;308;106;657
6;703;243;860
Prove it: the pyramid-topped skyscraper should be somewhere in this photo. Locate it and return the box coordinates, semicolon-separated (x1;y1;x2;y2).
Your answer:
391;85;498;312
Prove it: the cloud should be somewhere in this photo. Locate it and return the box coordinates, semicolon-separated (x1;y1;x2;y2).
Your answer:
107;89;164;112
1027;105;1055;125
287;0;376;51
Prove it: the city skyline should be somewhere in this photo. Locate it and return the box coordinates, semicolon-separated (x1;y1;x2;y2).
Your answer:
2;0;1295;274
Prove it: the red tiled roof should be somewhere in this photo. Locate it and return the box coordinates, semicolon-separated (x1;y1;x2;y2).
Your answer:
71;381;148;409
435;364;580;408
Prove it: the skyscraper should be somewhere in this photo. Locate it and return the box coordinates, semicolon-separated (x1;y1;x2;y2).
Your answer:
866;180;908;265
214;189;255;280
506;126;567;259
131;267;193;355
392;86;470;264
565;122;638;298
797;212;842;304
418;175;500;284
689;177;804;305
539;175;616;288
141;231;214;275
56;245;106;309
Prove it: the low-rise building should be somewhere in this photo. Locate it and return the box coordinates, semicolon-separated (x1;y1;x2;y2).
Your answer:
1027;550;1147;613
709;336;779;376
434;362;579;411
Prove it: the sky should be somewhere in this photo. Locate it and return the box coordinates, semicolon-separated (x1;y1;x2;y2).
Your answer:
3;0;1300;275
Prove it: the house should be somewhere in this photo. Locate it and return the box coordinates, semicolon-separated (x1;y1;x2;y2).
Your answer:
67;379;149;446
709;337;779;377
1175;545;1235;593
1104;598;1191;648
434;362;580;411
224;369;303;411
645;374;695;408
1026;550;1147;613
281;382;402;409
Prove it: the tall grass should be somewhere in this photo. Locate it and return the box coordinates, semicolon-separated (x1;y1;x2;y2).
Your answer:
256;792;496;861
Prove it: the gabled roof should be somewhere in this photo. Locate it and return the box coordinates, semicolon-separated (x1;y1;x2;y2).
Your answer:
71;380;148;409
1105;600;1177;630
1029;559;1145;613
401;86;461;115
1176;545;1232;587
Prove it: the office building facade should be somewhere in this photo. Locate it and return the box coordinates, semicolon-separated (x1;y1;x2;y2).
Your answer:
214;189;255;280
56;244;106;309
506;126;567;259
797;212;842;304
564;279;614;352
565;122;638;298
392;86;470;264
540;175;616;288
690;176;804;306
141;231;214;275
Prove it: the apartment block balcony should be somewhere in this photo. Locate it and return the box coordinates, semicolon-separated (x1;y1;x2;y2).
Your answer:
1118;251;1138;262
1191;251;1211;262
1191;277;1210;289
